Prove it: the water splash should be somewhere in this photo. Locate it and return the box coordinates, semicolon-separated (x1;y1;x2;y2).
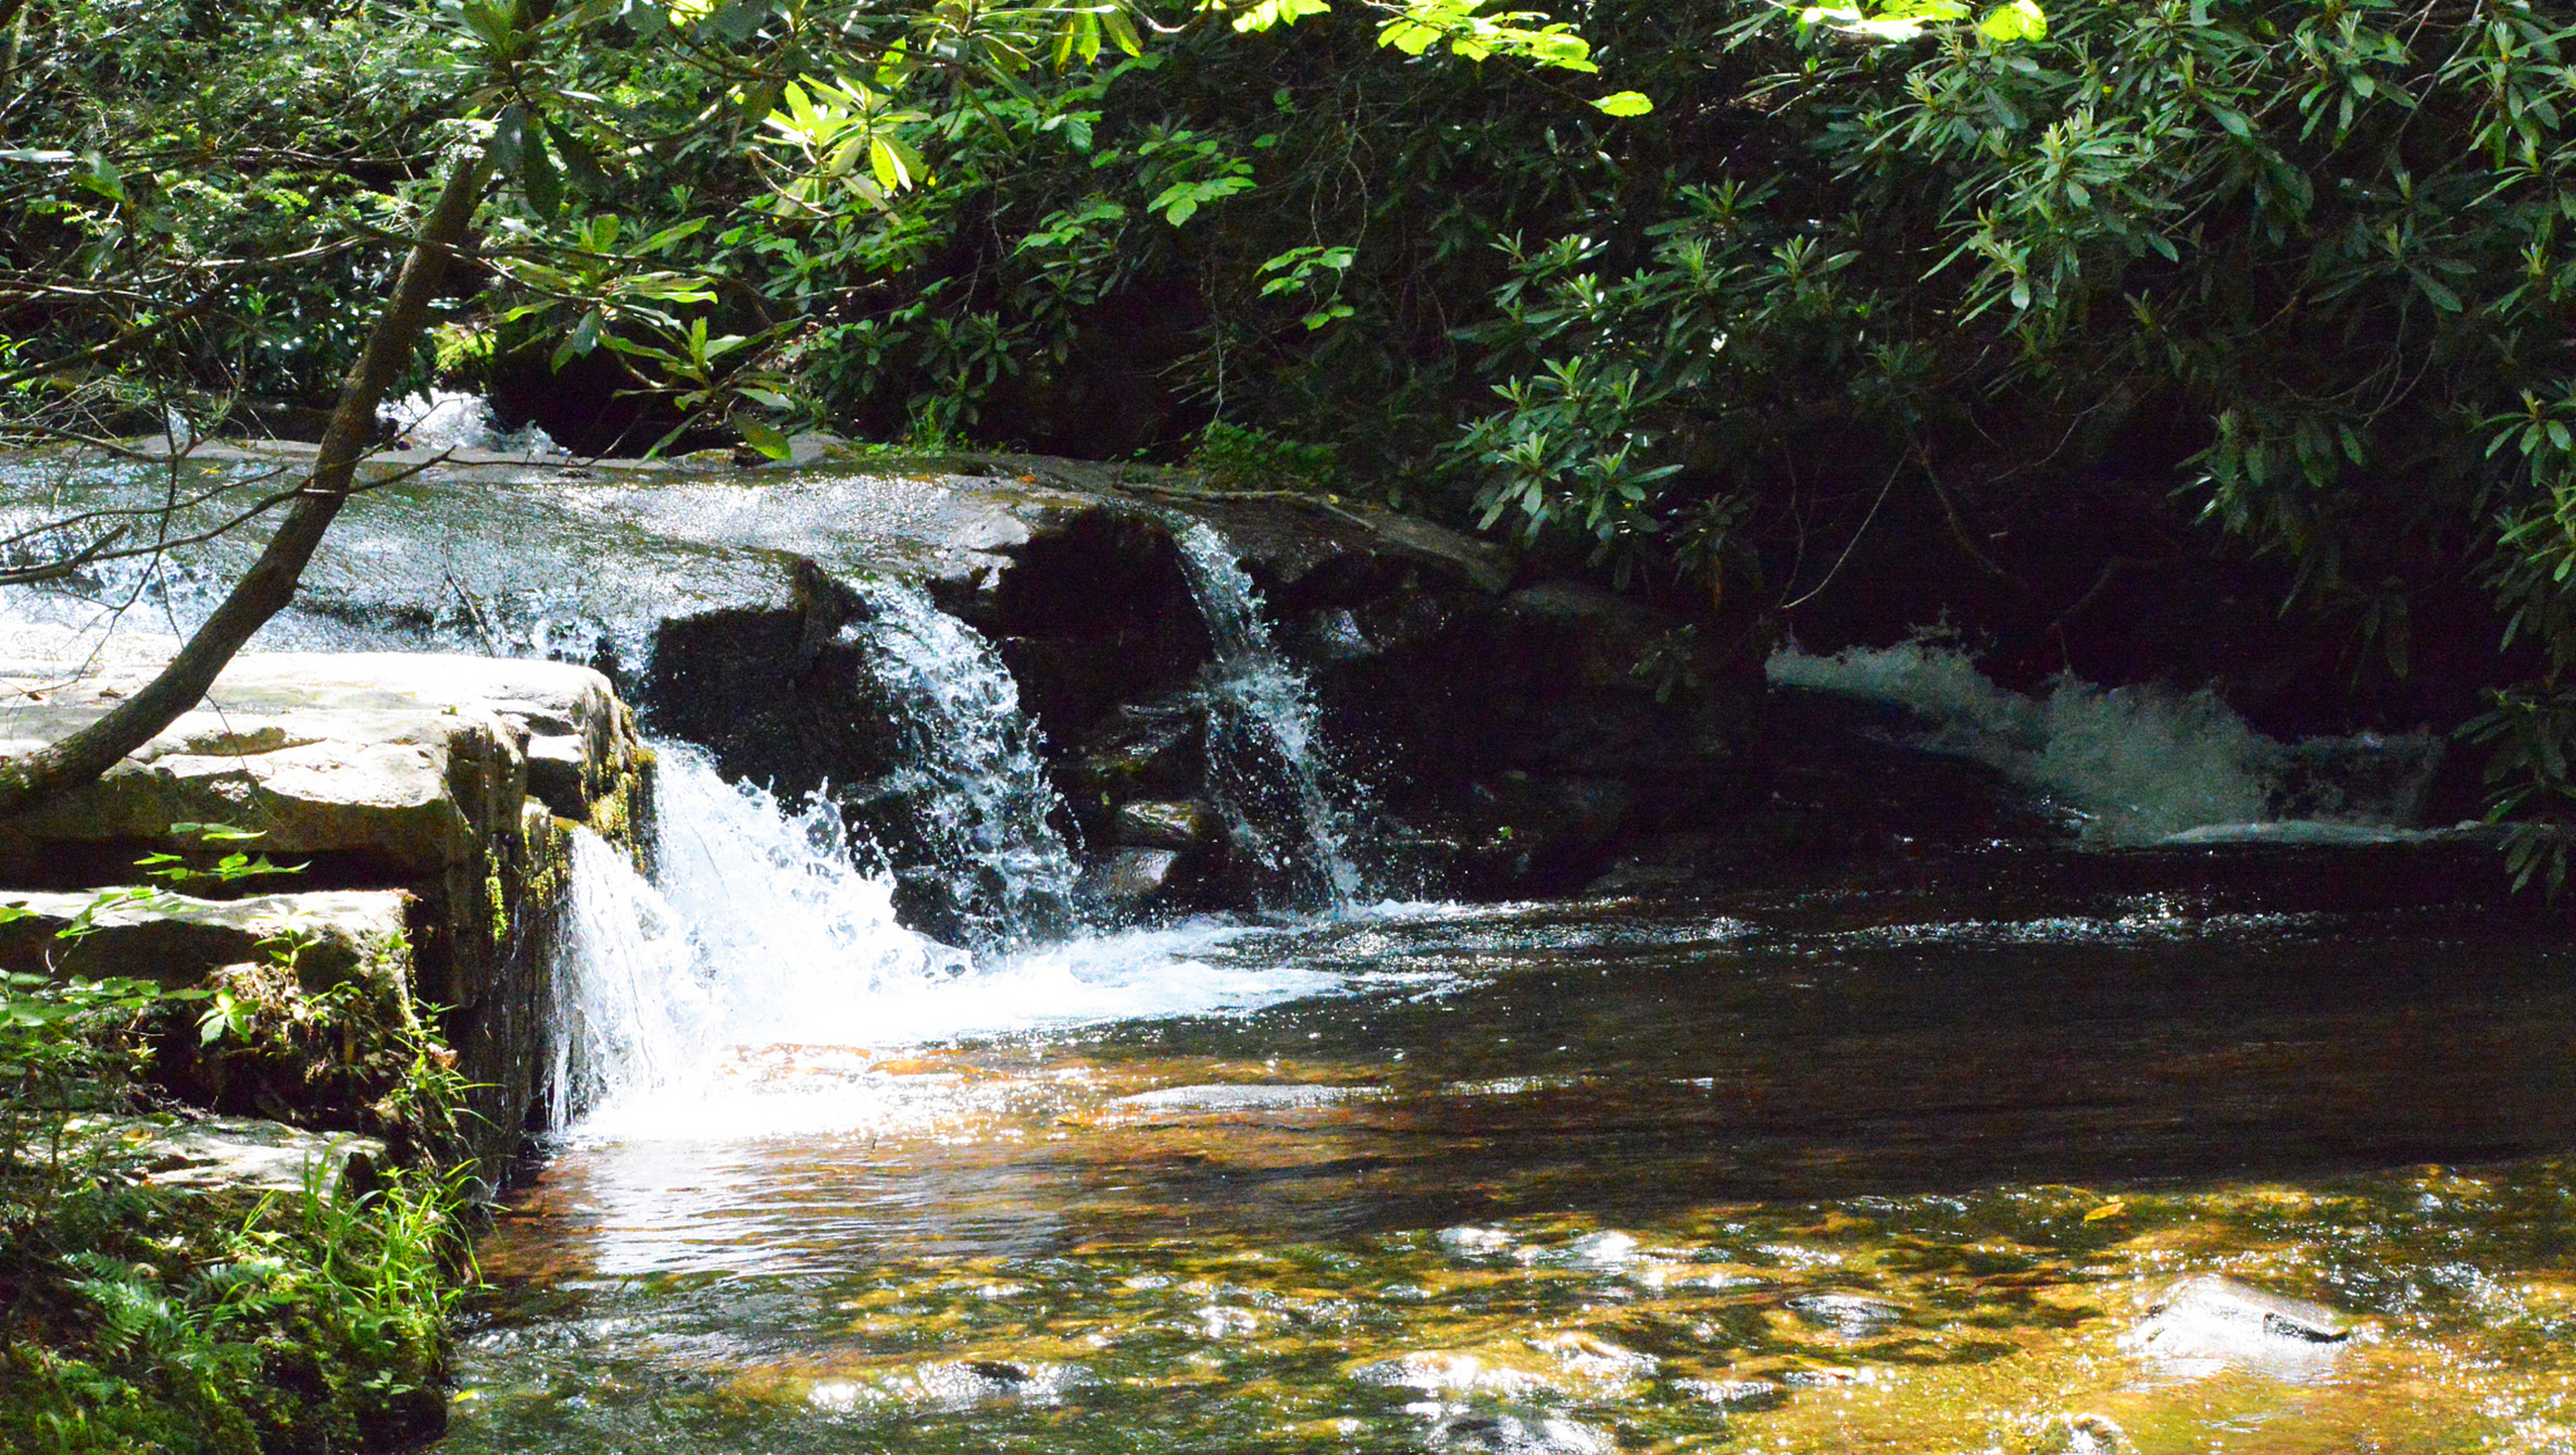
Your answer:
1171;522;1369;906
839;581;1081;950
380;390;562;455
545;745;961;1129
545;830;712;1130
1766;640;2446;846
547;744;1355;1139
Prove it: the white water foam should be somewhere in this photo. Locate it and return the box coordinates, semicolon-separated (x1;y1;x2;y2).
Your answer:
380;390;561;455
549;745;1354;1141
1172;522;1370;905
545;830;714;1130
1766;640;2445;846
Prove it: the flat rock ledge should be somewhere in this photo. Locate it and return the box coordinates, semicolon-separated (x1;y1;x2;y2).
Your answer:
61;1114;389;1203
0;652;649;1175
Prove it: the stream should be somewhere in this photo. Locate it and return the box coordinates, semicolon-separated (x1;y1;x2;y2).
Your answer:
439;765;2576;1454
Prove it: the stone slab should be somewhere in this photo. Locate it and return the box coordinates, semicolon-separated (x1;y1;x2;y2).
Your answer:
68;1114;388;1201
0;887;411;988
0;653;625;879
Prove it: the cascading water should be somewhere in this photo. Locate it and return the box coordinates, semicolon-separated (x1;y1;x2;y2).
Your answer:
1171;522;1370;907
379;389;563;455
544;831;710;1130
544;743;1350;1138
545;746;961;1128
1767;638;2450;845
836;580;1082;950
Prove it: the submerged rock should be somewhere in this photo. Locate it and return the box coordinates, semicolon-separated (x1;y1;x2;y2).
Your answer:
1422;1407;1614;1455
2019;1413;2129;1455
1114;798;1216;848
2129;1275;2352;1380
1083;847;1185;904
1786;1291;1907;1338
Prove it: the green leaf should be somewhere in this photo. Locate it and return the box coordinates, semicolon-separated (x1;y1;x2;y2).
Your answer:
168;824;264;842
518;119;563;218
488;103;528;175
1234;0;1329;32
2413;270;2462;313
1976;0;2046;42
1379;18;1442;54
547;120;613;196
710;0;766;41
1102;8;1145;54
459;0;520;54
738;419;792;459
1591;91;1654;117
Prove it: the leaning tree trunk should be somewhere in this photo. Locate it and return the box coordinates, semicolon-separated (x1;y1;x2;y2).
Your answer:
0;148;492;820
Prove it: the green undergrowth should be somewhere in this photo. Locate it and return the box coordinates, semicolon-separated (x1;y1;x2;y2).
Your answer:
1;840;483;1452
0;1152;470;1454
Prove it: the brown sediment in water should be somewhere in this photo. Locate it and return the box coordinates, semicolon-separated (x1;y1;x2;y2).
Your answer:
447;896;2576;1453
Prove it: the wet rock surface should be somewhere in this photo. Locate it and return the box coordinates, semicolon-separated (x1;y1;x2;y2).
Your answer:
2130;1275;2354;1380
6;441;2514;933
1110;798;1216;849
4;443;1772;917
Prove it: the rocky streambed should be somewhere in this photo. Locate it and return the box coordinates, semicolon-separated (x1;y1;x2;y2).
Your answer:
439;889;2576;1455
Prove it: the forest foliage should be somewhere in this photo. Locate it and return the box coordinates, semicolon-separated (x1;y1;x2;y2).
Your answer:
3;0;2575;839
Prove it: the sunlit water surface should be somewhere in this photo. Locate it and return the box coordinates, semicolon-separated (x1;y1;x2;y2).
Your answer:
446;891;2576;1454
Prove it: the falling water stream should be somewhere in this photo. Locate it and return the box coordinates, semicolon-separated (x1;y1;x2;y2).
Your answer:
836;581;1083;950
1173;523;1371;907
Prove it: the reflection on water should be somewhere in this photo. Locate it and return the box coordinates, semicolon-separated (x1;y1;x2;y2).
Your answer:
444;893;2576;1453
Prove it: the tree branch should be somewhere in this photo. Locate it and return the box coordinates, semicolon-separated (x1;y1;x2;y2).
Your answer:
0;146;492;820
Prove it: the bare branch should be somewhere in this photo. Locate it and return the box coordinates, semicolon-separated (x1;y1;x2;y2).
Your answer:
0;147;494;820
0;282;225;395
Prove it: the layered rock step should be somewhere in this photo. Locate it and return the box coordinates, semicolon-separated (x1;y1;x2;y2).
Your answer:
0;652;648;1175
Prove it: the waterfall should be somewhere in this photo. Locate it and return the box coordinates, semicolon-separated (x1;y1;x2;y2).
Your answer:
838;581;1082;949
1766;639;2449;846
545;831;710;1130
1171;523;1370;907
378;389;563;455
545;746;963;1127
544;743;1344;1137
